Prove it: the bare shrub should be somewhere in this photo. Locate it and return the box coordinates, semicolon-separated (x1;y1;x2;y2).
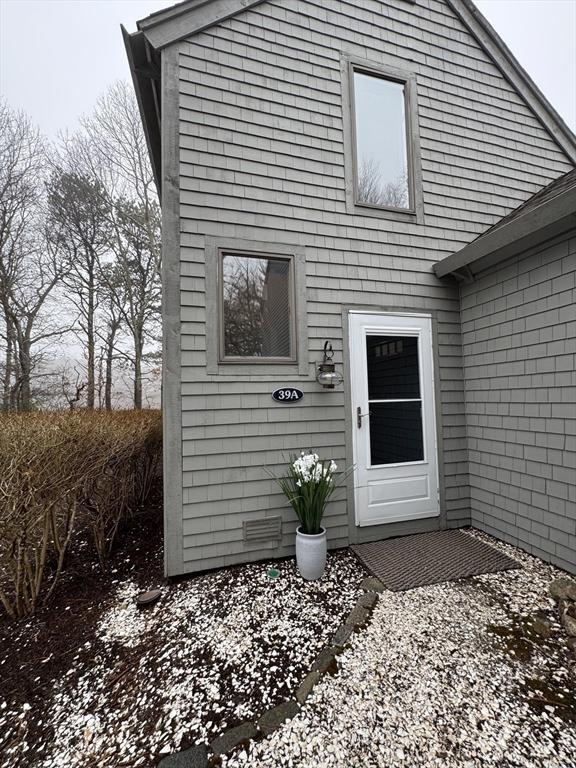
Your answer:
0;410;161;617
81;411;162;566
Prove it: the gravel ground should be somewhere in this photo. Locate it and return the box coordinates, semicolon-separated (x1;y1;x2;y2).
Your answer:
220;530;576;768
2;528;576;768
0;549;365;767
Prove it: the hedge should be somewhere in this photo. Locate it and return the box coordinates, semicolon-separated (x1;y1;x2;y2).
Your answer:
0;410;162;618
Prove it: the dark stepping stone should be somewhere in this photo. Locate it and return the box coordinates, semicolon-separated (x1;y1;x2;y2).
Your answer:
311;647;338;674
528;616;553;639
295;670;321;704
549;578;576;602
562;612;576;637
137;589;162;607
332;624;353;647
157;744;208;767
345;604;370;628
257;700;299;735
357;592;378;609
210;723;257;756
360;577;385;593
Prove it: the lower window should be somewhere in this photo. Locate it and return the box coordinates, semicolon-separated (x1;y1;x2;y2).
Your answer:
220;251;295;362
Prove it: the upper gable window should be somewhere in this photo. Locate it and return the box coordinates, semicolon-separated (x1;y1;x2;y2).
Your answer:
353;70;411;211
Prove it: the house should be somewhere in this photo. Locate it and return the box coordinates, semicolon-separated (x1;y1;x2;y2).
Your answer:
123;0;576;579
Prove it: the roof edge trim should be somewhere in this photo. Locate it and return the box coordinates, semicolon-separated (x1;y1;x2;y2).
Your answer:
446;0;576;164
137;0;267;50
434;188;576;279
132;0;576;164
122;26;163;195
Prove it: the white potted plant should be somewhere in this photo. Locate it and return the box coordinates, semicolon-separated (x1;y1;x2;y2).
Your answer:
273;452;341;581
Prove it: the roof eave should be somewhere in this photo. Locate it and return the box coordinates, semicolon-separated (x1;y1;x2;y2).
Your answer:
122;26;163;197
434;189;576;281
137;0;267;50
445;0;576;164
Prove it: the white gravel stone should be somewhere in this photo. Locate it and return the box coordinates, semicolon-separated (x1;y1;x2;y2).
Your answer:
2;531;575;768
0;550;364;767
220;531;576;768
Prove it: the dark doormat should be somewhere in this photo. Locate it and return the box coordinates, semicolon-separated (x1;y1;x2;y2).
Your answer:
351;529;520;591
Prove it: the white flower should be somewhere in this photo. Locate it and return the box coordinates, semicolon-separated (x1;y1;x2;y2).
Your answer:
291;452;337;487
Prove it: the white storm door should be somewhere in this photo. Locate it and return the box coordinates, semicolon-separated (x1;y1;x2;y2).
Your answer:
349;312;440;526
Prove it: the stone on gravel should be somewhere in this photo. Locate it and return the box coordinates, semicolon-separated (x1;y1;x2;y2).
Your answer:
257;700;299;735
561;612;576;637
360;577;386;593
345;604;370;627
549;578;576;602
157;744;208;768
295;670;321;704
529;616;553;639
311;647;338;674
357;592;379;609
332;624;353;647
210;723;257;756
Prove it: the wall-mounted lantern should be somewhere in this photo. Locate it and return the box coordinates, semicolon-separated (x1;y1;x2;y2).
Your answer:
316;341;344;389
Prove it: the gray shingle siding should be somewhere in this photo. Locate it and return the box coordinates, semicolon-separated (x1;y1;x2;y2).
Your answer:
461;233;576;574
165;0;573;575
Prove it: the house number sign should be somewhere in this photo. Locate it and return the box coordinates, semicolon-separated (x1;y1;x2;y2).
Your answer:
272;387;304;403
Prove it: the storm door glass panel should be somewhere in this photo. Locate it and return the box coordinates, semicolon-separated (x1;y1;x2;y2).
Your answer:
354;71;410;209
222;253;291;358
367;336;420;399
366;334;424;465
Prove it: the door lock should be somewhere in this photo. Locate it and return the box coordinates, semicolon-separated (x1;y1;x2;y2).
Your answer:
357;406;371;428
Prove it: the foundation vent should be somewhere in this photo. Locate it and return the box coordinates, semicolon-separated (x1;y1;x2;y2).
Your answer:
243;516;282;542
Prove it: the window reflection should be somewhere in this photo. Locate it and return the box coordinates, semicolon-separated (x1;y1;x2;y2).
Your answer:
354;71;410;209
222;254;292;358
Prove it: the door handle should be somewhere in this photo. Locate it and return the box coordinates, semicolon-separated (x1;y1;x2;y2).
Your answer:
357;406;371;428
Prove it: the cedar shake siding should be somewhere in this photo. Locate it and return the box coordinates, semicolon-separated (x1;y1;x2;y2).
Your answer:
125;0;575;576
460;232;576;574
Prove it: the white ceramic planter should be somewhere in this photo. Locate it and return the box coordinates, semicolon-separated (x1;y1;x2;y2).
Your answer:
295;525;327;581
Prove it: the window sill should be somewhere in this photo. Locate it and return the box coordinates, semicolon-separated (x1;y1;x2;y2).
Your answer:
206;361;307;377
346;198;421;224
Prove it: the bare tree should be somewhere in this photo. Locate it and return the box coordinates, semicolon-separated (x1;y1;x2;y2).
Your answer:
0;101;43;409
61;82;162;409
0;101;69;411
0;222;70;410
357;157;409;209
59;363;87;411
103;199;162;409
47;170;110;409
222;256;269;356
97;264;124;410
67;81;160;278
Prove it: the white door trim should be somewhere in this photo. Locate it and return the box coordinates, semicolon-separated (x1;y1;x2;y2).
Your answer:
349;311;440;527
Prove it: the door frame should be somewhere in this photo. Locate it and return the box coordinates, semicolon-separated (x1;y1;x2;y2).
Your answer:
342;305;447;545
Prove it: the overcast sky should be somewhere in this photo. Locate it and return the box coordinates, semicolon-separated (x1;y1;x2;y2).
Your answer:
0;0;575;139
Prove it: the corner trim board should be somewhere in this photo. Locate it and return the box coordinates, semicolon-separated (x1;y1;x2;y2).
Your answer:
161;45;185;578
